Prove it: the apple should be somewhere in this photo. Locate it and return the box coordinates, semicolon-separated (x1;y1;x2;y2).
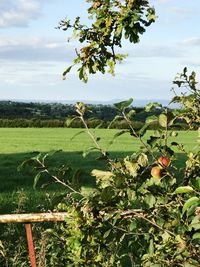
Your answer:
158;156;170;168
151;166;161;179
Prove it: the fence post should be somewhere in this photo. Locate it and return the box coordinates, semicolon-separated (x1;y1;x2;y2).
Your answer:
25;224;37;267
0;212;68;267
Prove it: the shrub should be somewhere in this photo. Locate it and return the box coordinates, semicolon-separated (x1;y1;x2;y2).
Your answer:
2;69;199;266
16;69;199;266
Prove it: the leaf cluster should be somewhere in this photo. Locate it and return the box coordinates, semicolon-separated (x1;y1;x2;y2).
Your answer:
16;69;200;266
59;0;156;82
171;68;200;128
36;74;200;266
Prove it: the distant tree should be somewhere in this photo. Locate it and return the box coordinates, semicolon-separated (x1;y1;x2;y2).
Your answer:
59;0;156;82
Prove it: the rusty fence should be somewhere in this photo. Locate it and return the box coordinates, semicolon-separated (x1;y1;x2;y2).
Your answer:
0;212;68;267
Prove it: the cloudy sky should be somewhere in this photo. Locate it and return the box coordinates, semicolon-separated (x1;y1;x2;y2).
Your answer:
0;0;199;102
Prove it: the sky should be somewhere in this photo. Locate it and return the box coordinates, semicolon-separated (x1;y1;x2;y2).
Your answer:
0;0;200;103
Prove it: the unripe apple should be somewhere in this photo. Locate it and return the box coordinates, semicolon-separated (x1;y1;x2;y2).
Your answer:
158;156;170;168
151;166;161;179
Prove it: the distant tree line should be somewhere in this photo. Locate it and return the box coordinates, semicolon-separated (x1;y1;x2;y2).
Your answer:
0;101;191;129
0;101;158;121
0;119;64;128
0;101;75;120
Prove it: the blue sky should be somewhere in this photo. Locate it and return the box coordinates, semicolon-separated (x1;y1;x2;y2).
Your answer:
0;0;200;102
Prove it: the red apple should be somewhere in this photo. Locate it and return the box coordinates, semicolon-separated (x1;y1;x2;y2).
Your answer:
151;166;161;179
158;156;170;168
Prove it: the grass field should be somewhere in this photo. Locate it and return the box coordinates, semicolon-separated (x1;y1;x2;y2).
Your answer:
0;128;198;214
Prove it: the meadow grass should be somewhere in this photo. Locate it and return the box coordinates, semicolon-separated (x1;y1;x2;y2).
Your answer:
0;128;198;214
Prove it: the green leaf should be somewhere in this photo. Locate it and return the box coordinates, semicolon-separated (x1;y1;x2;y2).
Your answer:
182;197;199;214
161;232;171;242
127;109;136;119
17;158;35;171
114;176;125;188
163;145;175;157
145;115;158;124
145;102;162;112
183;263;198;267
129;220;137;231
175;186;194;194
147;136;159;147
192;177;200;190
81;186;95;197
137;153;148;167
72;169;82;186
189;222;200;231
107;59;115;75
91;169;113;188
66;116;79;127
171;141;179;147
114;98;133;111
70;130;85;141
192;232;200;239
63;65;73;77
148;239;154;255
144;194;156;208
158;114;168;128
33;171;43;189
190;215;200;225
103;229;111;239
138;124;148;136
124;159;139;177
101;186;115;202
51;193;69;206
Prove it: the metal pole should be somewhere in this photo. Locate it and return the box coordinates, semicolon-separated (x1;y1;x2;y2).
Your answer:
25;224;37;267
0;213;68;267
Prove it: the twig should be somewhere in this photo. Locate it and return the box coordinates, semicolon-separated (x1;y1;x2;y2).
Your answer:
115;209;175;237
122;111;157;161
36;159;82;196
79;114;116;169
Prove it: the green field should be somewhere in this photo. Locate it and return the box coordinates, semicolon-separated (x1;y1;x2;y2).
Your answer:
0;128;198;214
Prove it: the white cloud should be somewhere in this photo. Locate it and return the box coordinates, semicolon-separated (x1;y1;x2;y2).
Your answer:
181;60;200;67
182;37;200;46
0;36;75;62
45;43;64;49
0;0;42;28
0;36;41;47
0;59;65;86
127;45;185;58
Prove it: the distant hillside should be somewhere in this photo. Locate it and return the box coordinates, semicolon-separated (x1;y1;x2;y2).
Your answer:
0;98;178;107
0;101;144;121
0;100;188;129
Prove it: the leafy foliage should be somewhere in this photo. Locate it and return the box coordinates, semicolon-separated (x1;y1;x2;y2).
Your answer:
13;69;200;266
171;67;200;128
58;0;156;82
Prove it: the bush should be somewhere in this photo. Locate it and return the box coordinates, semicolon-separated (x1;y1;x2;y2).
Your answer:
41;69;200;266
1;69;199;266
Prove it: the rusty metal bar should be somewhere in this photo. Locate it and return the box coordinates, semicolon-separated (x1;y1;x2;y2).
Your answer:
0;212;68;223
0;212;68;267
25;224;37;267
